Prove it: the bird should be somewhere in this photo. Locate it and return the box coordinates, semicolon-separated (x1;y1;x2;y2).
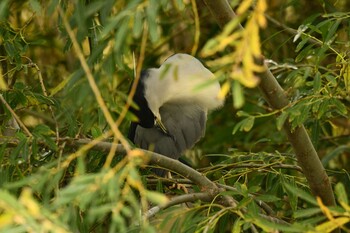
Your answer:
128;53;223;174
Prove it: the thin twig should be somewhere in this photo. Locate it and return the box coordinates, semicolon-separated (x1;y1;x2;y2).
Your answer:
191;0;200;56
145;192;215;219
204;162;303;173
0;94;32;137
27;60;60;143
265;14;321;46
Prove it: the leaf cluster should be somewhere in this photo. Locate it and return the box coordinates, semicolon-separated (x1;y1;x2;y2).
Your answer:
0;0;349;232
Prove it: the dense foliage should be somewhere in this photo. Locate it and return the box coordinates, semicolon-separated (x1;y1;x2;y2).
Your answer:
0;0;349;232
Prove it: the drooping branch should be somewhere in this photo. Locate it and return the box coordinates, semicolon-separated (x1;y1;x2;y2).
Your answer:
202;0;336;207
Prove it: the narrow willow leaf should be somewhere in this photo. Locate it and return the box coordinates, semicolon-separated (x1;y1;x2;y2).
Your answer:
334;182;348;206
218;81;230;100
294;208;322;218
0;0;9;20
276;111;288;131
0;70;8;90
343;63;350;92
331;98;347;115
236;111;250;117
232;120;246;135
315;217;350;232
313;71;321;92
255;194;280;202
256;0;267;27
133;10;143;38
284;182;317;206
295;35;309;52
233;80;244;108
114;18;130;52
317;99;330;119
232;218;243;233
29;0;41;14
295;44;314;62
145;190;168;205
146;0;159;43
280;177;298;211
243;116;255;132
324;19;340;43
237;0;253;15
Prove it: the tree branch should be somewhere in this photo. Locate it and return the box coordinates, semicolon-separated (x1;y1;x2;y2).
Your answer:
145;192;214;219
202;0;336;207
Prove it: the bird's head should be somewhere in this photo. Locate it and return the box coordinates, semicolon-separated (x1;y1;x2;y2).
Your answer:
130;70;170;135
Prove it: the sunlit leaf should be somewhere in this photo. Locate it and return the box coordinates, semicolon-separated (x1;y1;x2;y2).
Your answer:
232;80;244;108
237;0;253;15
334;182;348;206
145;190;168;205
314;217;349;232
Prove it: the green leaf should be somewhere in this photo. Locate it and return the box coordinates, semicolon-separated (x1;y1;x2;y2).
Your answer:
324;19;340;43
255;194;280;203
232;116;255;134
295;44;314;62
133;10;143;38
145;190;168;205
233;80;244;108
236;111;250;117
315;217;350;232
294;208;322;218
29;0;41;14
334;182;348;206
241;116;255;132
331;98;347;116
147;0;159;43
295;35;310;52
276;111;288;131
0;0;9;20
232;218;243;233
114;18;130;52
284;182;317;206
312;72;323;92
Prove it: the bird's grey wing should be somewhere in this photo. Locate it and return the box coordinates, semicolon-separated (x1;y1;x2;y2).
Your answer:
133;103;207;160
134;126;181;158
161;103;206;154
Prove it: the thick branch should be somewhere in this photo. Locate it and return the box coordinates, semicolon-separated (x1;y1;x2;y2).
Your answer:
63;138;219;192
202;0;336;206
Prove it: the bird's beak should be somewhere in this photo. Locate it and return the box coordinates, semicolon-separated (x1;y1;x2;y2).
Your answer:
155;117;169;135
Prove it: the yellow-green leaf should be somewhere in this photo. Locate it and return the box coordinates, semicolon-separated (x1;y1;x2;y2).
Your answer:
145;190;168;205
314;217;350;232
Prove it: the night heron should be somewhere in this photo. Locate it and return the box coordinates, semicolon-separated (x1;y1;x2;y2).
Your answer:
128;53;223;174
